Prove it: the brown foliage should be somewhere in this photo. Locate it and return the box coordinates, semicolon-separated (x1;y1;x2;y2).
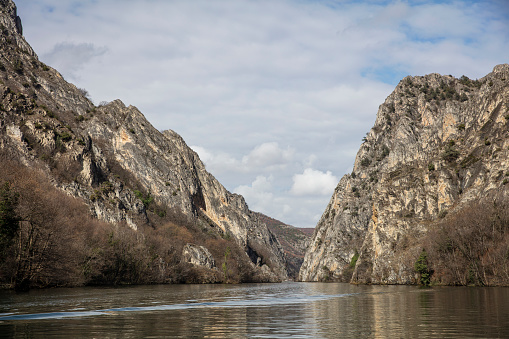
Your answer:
0;156;99;289
425;196;509;286
0;152;269;290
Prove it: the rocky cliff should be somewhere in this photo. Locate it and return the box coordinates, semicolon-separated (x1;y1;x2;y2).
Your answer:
255;212;312;279
0;0;288;287
300;64;509;285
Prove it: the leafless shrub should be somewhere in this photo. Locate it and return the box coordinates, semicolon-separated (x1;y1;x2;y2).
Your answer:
425;195;509;286
78;88;91;100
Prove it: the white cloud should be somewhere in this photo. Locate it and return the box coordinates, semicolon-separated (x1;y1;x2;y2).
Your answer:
192;142;293;175
404;2;482;40
234;176;274;212
191;145;239;175
242;142;294;169
42;42;107;80
15;0;509;227
290;169;338;196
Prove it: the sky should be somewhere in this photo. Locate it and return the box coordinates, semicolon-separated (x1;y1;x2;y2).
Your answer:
15;0;509;228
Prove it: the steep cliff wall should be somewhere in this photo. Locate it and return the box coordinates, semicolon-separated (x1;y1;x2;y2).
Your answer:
256;212;312;279
300;64;509;284
0;0;288;284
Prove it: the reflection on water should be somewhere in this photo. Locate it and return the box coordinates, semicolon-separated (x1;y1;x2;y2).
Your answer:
0;282;508;338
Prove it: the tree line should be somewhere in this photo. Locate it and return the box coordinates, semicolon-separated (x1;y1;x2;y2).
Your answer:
419;194;509;286
0;153;266;291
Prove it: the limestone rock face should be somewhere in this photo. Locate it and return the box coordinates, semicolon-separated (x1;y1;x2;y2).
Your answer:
0;0;34;56
0;0;288;282
182;244;216;269
300;64;509;284
78;100;288;280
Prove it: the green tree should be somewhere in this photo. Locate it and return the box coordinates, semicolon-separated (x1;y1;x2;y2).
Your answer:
222;246;231;281
350;250;359;268
441;145;460;162
415;249;432;286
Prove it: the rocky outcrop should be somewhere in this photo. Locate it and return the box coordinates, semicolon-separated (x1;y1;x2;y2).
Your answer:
0;0;32;56
182;244;216;269
0;0;288;283
300;64;509;284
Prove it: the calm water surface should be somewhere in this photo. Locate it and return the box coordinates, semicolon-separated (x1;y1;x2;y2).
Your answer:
0;282;508;338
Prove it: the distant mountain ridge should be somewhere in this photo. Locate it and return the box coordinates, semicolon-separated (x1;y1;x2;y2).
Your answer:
255;212;313;279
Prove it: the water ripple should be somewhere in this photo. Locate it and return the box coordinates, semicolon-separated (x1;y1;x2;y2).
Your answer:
0;292;352;321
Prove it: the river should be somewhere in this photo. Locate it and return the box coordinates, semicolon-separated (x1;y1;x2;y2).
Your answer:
0;282;508;338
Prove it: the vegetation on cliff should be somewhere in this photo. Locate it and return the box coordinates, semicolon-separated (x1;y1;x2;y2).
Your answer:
0;154;275;291
423;196;509;286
